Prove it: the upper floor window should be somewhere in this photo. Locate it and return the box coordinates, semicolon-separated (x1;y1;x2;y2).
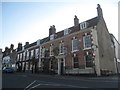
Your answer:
50;44;54;56
30;50;34;59
59;42;64;54
73;57;79;68
80;22;87;30
41;47;45;57
50;34;55;40
20;53;22;61
64;28;69;35
17;54;19;61
35;48;39;59
83;35;91;49
72;38;78;51
23;52;26;61
26;51;29;60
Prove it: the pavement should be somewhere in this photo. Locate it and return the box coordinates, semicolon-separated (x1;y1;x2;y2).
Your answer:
15;72;120;81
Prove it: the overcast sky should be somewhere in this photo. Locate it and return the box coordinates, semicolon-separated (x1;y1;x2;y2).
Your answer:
0;0;119;51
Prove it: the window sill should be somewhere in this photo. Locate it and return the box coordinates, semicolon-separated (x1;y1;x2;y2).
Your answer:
59;53;65;55
83;47;91;50
50;55;54;57
71;50;79;53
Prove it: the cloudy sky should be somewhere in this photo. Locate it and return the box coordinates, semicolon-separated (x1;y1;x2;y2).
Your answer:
1;0;119;51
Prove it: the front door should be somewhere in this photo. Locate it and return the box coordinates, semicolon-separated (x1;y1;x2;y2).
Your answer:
58;58;64;75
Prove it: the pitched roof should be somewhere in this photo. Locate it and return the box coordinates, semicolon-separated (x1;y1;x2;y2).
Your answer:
25;16;98;47
40;16;98;44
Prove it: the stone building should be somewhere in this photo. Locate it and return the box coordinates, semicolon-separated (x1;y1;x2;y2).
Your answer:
110;34;120;74
15;4;117;76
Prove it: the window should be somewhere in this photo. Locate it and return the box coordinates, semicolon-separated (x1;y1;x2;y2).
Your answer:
35;48;39;59
41;47;45;57
80;22;87;29
73;57;79;68
72;39;78;51
83;35;91;49
26;62;28;70
64;29;69;35
26;51;29;60
50;44;54;56
59;42;64;54
17;54;19;61
30;50;34;59
20;53;22;61
50;34;55;40
23;52;26;61
85;55;93;67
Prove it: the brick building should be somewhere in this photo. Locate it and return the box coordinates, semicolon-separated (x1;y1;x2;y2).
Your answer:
15;4;117;76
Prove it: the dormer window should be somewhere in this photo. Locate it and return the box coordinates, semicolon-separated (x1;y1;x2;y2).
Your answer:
80;22;87;30
50;34;55;40
64;28;69;35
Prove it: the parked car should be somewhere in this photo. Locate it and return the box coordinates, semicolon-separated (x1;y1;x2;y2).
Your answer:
2;67;14;73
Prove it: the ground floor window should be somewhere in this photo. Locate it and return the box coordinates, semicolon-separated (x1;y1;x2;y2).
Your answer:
30;63;32;70
73;57;79;68
26;62;29;70
85;55;93;67
22;62;24;70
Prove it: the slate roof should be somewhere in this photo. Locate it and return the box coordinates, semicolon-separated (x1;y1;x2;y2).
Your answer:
40;16;98;44
23;16;98;49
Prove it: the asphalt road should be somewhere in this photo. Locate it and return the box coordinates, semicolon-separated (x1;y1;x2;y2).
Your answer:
2;72;120;89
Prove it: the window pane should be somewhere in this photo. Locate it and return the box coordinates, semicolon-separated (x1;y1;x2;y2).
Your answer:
59;42;64;54
84;35;91;49
86;55;93;67
72;39;78;51
73;57;79;68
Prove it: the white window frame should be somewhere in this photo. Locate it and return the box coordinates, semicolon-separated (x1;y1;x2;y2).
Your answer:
84;56;93;69
35;48;39;59
50;45;54;56
80;22;87;30
50;34;55;40
30;50;34;59
72;39;78;52
64;28;69;35
20;53;22;61
59;42;64;54
73;57;79;69
26;51;29;60
23;52;26;61
83;35;92;50
41;48;45;57
17;54;19;61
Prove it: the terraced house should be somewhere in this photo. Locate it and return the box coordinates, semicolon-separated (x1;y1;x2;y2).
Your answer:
16;4;117;76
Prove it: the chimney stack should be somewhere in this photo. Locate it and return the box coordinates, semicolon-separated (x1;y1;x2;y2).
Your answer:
97;4;103;18
10;44;14;50
74;15;79;26
49;25;56;36
25;42;29;46
17;43;22;51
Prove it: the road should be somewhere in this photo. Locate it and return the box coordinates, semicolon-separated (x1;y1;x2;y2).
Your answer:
2;72;120;89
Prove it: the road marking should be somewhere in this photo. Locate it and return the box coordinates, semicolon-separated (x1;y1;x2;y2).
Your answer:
24;80;37;90
26;80;88;89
